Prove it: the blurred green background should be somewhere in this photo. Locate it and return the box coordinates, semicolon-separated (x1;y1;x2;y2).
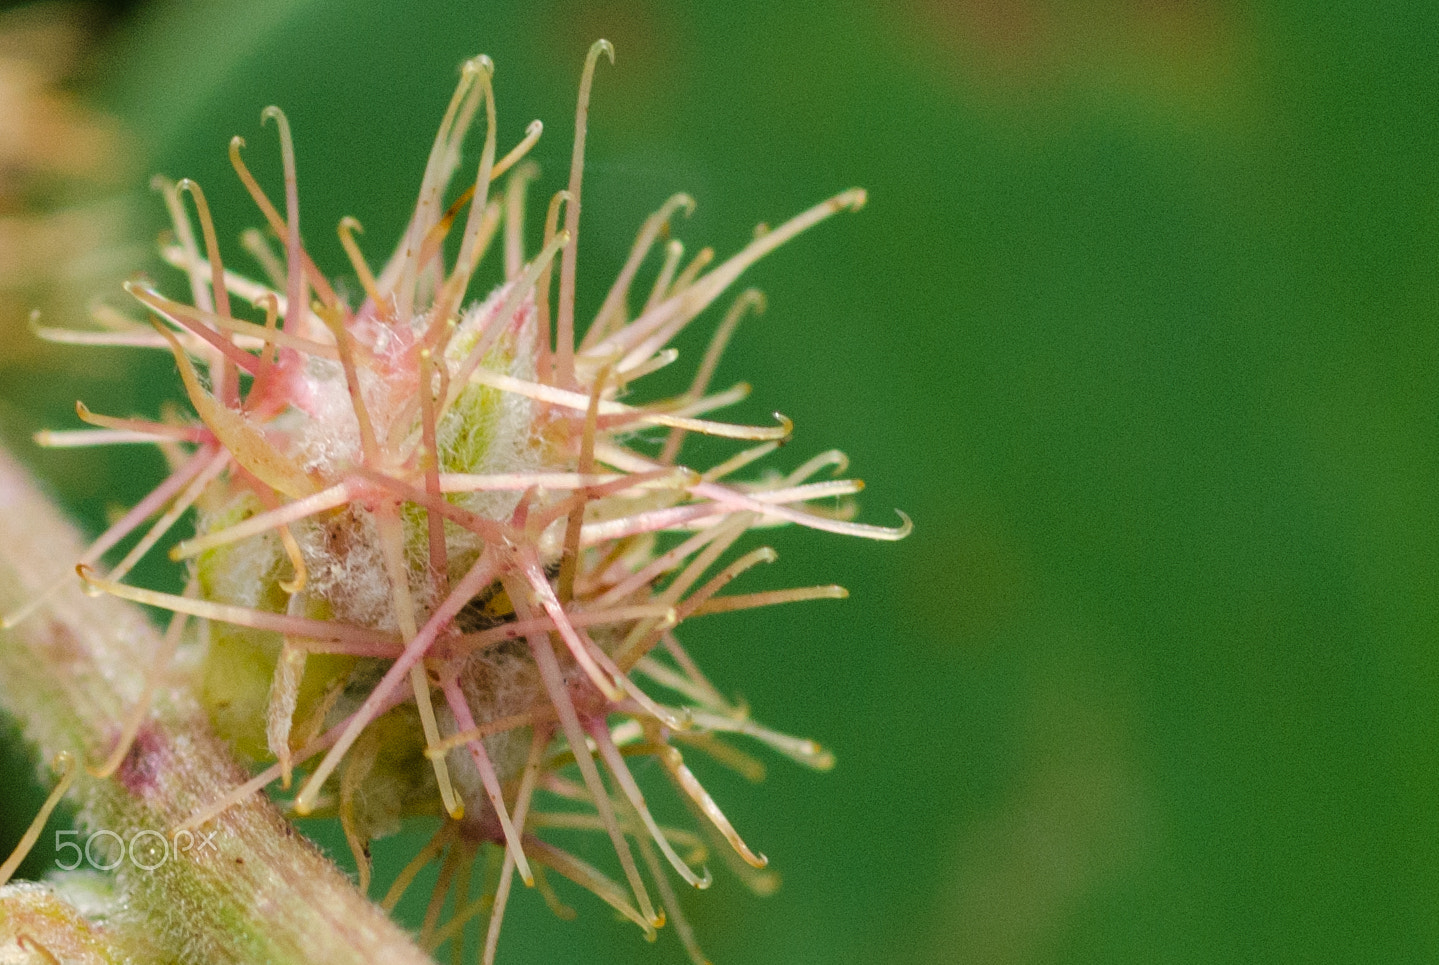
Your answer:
2;0;1438;962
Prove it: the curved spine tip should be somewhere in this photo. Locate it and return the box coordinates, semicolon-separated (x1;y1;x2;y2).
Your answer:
893;509;913;537
772;413;794;441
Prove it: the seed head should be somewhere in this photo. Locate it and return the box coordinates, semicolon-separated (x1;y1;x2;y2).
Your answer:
13;41;909;963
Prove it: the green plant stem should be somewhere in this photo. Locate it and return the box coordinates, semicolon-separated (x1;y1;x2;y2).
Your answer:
0;445;433;965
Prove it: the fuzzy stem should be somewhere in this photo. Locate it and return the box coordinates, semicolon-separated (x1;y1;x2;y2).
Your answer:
0;446;434;965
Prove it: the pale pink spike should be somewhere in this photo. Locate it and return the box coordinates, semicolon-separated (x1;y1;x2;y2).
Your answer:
416;349;449;596
597;442;911;540
103;449;230;586
262;107;309;341
612;346;678;381
516;547;621;701
314;306;379;464
526;467;691;536
589;188;867;362
637;837;711;965
464;367;791;441
580;504;727;546
390;57;487;309
643;239;685;316
160;241;305;320
127;284;261;375
439;677;533;884
509;584;661;927
171;481;353;560
654;382;752;421
88;300;149;332
503;161;539;280
132;282;339;360
748;479;866;505
685;708;836;771
431;61;497;323
555;40;615;387
176;178;239;406
674;547;777;622
660;744;768;869
79;568;404;653
456;603;674;653
239;227;288;288
72;402;213;444
693;478;912;541
591;521;734;608
700;441;780;481
31;325;173;349
661;630;731;710
591;722;712;888
584;193;695;347
153;175;212;315
482;728;548;965
660;289;765;464
613;513;751;669
633;656;724;709
557;363;605;604
438;470;621;493
691;584;848;616
667;245;715;299
784;448;850;485
524;837;653;935
34;429;186;448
